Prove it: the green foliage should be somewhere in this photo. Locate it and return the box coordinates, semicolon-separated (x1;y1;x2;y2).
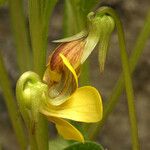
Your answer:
63;0;100;36
90;7;140;149
9;0;31;73
79;0;100;17
64;141;104;150
90;6;150;142
4;0;58;149
29;0;58;77
49;138;69;150
0;0;6;5
0;52;27;149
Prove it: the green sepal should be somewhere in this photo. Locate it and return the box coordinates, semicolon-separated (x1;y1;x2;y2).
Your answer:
98;15;115;72
53;30;87;43
64;141;104;150
81;12;101;64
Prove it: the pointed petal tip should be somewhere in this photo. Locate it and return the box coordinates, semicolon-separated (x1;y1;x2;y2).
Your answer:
52;30;87;43
46;116;84;142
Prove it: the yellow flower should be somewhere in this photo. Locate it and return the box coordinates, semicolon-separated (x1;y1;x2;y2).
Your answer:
16;11;115;144
41;47;103;142
43;38;86;106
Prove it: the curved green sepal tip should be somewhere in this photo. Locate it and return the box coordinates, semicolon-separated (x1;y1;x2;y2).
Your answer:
98;15;115;72
53;30;87;43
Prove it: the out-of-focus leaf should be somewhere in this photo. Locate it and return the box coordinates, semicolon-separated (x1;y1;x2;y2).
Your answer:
79;0;100;16
9;0;31;73
0;52;27;149
64;141;104;150
63;0;83;36
0;0;6;6
43;0;58;36
29;0;58;76
49;138;69;150
63;0;100;36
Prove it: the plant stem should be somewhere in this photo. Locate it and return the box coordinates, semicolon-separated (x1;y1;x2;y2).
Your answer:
0;52;27;150
115;12;140;150
8;0;32;73
90;8;150;140
29;0;49;148
92;7;140;150
29;0;45;77
29;1;57;149
29;133;38;150
80;60;90;85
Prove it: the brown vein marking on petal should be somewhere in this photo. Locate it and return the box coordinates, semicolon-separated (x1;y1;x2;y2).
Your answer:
50;39;86;72
48;65;76;100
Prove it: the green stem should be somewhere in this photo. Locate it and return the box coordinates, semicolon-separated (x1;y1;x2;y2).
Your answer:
80;60;90;85
28;1;57;149
8;0;32;73
29;1;48;148
0;52;27;150
90;8;150;140
29;0;45;77
94;7;140;150
29;133;38;150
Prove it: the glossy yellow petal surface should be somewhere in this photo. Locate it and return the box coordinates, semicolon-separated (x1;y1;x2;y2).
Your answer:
48;116;84;142
59;54;78;87
41;86;103;122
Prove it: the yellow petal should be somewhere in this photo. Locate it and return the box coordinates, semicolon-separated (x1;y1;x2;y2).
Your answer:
48;116;84;142
41;86;103;122
59;54;78;87
43;54;79;106
43;67;61;84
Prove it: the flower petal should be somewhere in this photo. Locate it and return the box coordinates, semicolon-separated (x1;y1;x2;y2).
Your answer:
41;86;103;122
81;13;101;64
50;40;85;72
59;54;78;87
81;30;99;64
52;30;87;43
48;116;84;142
44;54;78;106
